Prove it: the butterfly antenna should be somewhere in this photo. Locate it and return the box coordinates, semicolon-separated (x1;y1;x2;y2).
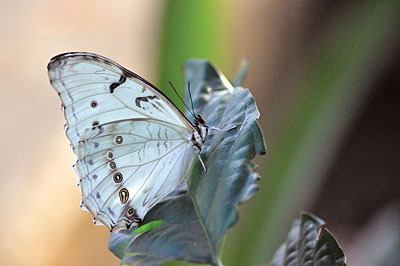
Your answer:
188;82;196;117
168;81;195;117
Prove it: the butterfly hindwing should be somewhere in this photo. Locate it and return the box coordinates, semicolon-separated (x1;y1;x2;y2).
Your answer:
75;119;194;231
48;52;198;231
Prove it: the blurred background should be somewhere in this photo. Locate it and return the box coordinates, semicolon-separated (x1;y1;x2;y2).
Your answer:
0;0;399;265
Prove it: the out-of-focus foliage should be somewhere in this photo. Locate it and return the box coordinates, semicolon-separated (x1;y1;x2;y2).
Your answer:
222;1;400;265
157;0;231;110
156;1;400;266
270;213;346;266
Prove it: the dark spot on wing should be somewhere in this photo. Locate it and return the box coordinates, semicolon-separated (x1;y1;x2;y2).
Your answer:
135;97;148;108
147;95;158;100
115;136;123;144
92;174;98;179
109;161;116;169
113;172;123;183
151;103;161;112
88;160;94;165
135;95;159;108
96;192;101;199
119;188;129;204
107;207;115;217
126;207;139;219
110;75;127;93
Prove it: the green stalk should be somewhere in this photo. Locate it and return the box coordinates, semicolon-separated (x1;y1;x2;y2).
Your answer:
157;0;232;109
157;1;232;265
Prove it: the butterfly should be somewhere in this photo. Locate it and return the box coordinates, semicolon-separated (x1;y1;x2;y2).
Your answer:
48;52;208;231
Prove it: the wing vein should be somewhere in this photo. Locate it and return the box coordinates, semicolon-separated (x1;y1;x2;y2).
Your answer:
82;140;186;201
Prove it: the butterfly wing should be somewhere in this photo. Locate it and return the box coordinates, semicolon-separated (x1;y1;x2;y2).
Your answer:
76;119;195;231
48;52;196;231
48;52;193;149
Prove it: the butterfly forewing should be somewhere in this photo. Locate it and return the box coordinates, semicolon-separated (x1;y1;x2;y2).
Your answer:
48;53;192;149
48;52;198;231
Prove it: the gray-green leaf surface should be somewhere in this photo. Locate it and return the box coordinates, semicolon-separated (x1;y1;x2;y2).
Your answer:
109;60;265;266
270;213;346;266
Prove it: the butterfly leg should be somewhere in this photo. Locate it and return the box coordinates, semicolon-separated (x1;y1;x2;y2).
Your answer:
208;125;238;131
197;154;207;172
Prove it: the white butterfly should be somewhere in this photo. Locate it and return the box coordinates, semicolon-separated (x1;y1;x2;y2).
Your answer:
48;52;208;231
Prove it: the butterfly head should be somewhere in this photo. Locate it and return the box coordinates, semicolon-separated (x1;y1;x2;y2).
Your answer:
194;114;206;126
191;113;208;152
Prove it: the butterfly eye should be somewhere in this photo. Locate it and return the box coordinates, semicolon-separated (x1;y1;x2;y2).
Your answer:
113;172;123;183
90;101;98;108
115;136;123;144
119;188;129;204
197;114;206;124
92;121;99;127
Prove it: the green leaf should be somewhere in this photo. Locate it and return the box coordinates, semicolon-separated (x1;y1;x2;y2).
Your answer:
110;194;211;265
109;193;210;265
109;60;265;266
184;59;266;264
131;220;167;235
270;213;346;266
